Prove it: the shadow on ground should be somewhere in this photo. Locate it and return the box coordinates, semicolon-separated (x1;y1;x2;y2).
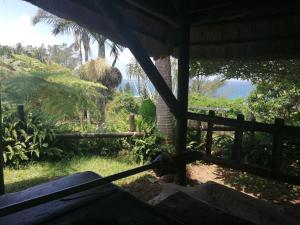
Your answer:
214;166;300;204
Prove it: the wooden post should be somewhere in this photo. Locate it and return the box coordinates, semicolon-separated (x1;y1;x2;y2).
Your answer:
175;0;190;185
129;113;136;132
272;118;284;171
17;105;26;130
206;110;215;155
250;115;256;151
0;95;4;194
195;120;202;144
232;114;244;161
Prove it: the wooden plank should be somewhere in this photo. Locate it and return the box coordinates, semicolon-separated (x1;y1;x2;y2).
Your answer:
232;114;244;161
205;110;215;156
95;1;180;118
55;132;144;139
122;0;178;27
174;0;190;186
187;112;300;135
272;118;284;171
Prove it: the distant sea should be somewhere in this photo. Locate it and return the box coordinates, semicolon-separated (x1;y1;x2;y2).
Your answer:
119;79;254;99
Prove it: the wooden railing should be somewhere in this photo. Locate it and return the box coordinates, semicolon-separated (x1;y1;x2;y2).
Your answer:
186;110;300;185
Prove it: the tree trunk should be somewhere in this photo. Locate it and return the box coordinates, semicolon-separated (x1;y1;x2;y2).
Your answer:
98;40;106;58
100;98;106;125
155;56;174;144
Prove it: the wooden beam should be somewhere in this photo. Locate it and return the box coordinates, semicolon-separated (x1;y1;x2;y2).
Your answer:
187;112;300;136
121;0;178;27
175;0;190;185
55;132;144;139
95;0;180;117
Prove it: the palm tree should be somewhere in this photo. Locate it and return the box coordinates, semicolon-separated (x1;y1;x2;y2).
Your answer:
127;58;154;98
155;56;174;144
32;9;124;65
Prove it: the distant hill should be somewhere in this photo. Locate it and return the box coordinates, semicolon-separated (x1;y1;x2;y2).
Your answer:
119;79;254;99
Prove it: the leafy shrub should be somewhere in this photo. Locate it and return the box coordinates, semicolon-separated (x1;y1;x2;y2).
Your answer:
109;93;139;114
123;122;173;164
139;99;156;123
189;93;246;118
2;107;57;166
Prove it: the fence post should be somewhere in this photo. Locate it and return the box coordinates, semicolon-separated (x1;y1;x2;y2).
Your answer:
206;110;215;155
232;114;244;161
272;118;284;171
250;114;256;150
195;120;202;144
17;105;26;130
129;113;136;132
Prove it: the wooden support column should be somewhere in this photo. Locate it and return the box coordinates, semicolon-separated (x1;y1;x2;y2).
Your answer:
206;110;215;155
232;114;244;161
175;0;190;185
272;118;284;171
96;1;179;118
0;95;4;194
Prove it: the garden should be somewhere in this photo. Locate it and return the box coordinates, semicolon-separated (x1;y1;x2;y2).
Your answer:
0;7;300;204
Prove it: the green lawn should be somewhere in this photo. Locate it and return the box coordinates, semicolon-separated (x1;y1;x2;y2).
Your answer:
4;155;147;193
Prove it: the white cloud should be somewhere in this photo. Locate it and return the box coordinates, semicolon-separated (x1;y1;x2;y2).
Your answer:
0;14;61;46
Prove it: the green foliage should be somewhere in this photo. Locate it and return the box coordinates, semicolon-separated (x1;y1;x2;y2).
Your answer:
189;93;246;118
139;99;156;123
123;123;172;164
109;93;139;114
247;80;300;126
190;59;300;83
1;54;103;120
2;107;57;166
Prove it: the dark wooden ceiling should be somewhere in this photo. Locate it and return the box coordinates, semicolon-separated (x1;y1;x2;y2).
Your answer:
24;0;300;60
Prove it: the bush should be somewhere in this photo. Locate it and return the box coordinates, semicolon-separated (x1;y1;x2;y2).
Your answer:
189;93;246;118
123;122;173;164
109;93;139;114
139;99;156;123
2;106;57;166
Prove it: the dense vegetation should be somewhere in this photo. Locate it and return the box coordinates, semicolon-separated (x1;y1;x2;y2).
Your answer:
0;35;299;196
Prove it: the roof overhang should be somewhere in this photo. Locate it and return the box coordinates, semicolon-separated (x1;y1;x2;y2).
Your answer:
23;0;300;60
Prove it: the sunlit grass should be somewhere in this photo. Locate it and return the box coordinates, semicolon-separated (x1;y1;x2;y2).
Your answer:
4;155;146;193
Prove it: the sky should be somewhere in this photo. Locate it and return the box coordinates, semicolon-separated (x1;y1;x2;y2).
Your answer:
0;0;133;76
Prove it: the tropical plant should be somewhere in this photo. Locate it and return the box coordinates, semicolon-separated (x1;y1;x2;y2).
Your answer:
247;80;300;126
139;99;156;123
123;123;172;164
78;58;122;124
2;107;57;166
0;54;104;121
32;9;124;64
